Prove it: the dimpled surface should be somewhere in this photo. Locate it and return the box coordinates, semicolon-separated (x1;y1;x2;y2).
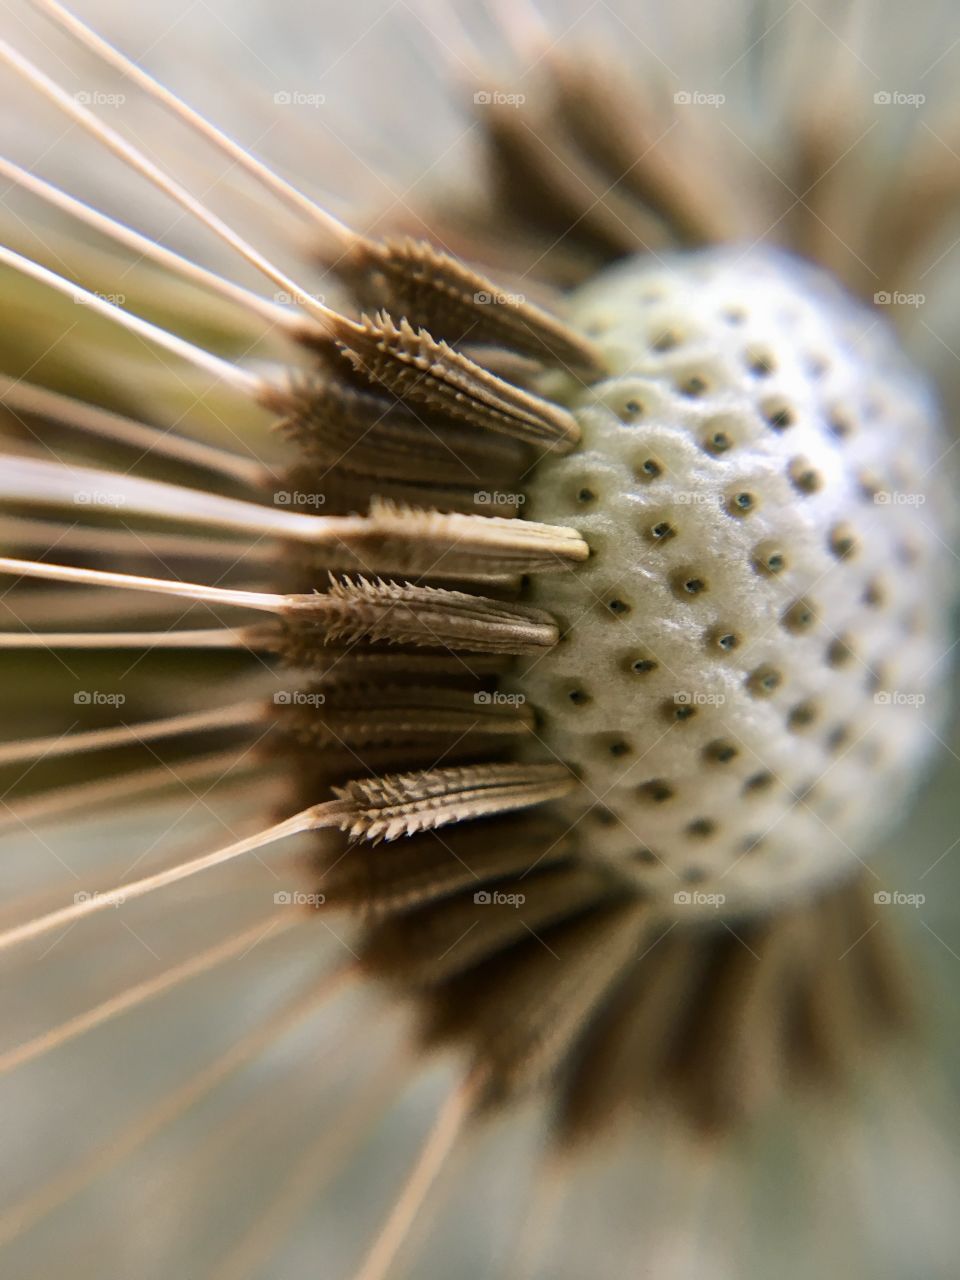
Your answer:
517;248;954;917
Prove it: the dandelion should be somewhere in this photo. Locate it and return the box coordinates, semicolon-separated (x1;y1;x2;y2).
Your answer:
1;1;958;1277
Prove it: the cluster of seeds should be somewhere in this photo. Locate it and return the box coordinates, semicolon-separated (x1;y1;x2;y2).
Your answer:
518;248;952;913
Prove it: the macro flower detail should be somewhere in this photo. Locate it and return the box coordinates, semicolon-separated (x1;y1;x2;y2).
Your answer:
0;2;959;1278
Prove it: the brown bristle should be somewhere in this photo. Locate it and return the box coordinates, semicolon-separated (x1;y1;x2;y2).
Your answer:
340;236;605;377
317;815;575;914
333;311;582;451
358;862;615;985
277;681;534;748
278;576;559;654
419;898;646;1101
275;375;529;484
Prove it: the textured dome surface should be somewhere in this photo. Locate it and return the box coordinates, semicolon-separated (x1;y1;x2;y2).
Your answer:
519;247;953;914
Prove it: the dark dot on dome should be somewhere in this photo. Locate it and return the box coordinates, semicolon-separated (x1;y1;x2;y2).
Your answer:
827;411;853;439
686;818;716;838
632;847;659;865
649;520;675;542
827;636;855;667
637;779;674;803
680;374;709;397
789;457;822;494
651;329;680;352
704;740;738;763
782;599;816;633
609;739;632;757
764;402;794;430
863;579;886;608
606;598;631;616
858;472;882;501
746;348;776;376
753;543;786;575
637;457;663;480
788;701;818;730
747;665;782;697
704;429;732;454
827;725;851;752
673;571;708;599
744;771;775;794
567;688;590;706
829;524;858;559
727;490;756;517
666;701;698;723
631;657;658;675
622;399;644;421
577;487;596;504
711;629;739;652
